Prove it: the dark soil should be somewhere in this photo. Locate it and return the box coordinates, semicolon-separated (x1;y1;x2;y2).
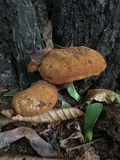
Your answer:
0;82;120;160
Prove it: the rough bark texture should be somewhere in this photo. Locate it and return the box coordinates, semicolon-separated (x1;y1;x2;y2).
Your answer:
50;0;120;92
0;0;120;91
0;0;47;88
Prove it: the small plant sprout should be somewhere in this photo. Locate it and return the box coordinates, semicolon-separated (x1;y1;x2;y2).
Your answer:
62;101;71;107
54;43;64;49
115;93;120;104
67;83;81;101
84;103;103;141
4;90;20;97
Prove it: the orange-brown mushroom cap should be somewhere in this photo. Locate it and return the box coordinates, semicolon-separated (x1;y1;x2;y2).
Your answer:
39;46;107;84
27;61;39;72
12;80;58;116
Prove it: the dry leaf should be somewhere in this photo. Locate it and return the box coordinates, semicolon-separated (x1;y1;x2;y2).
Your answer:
1;109;15;118
1;107;84;124
0;116;14;127
60;121;84;148
80;145;100;160
85;89;116;104
31;21;53;66
31;50;47;65
66;142;100;160
66;121;82;131
0;155;69;160
12;107;84;123
42;20;54;53
60;132;84;148
42;21;53;42
0;127;57;157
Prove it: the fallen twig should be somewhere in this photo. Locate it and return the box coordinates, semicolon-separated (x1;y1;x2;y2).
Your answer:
66;138;105;152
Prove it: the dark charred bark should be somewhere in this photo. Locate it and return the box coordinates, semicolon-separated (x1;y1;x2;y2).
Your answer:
0;0;120;91
50;0;120;92
0;0;47;88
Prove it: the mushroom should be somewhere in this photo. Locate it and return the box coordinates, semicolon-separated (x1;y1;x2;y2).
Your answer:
38;46;107;85
12;80;58;117
27;61;39;72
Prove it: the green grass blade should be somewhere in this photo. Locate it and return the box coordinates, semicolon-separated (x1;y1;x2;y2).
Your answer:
54;43;64;49
67;83;81;101
115;93;120;104
84;103;103;141
62;101;71;107
4;90;19;97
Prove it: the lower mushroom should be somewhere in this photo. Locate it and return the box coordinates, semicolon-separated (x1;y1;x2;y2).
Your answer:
12;80;58;117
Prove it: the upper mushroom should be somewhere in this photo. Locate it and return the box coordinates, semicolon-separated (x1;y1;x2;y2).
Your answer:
38;46;107;85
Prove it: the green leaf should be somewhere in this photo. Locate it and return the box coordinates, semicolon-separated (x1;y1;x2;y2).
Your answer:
4;90;20;97
115;93;120;104
54;43;64;49
67;83;81;101
62;101;71;107
84;103;103;141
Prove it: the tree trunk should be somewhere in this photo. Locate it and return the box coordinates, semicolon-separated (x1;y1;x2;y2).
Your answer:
0;0;120;91
51;0;120;92
0;0;47;88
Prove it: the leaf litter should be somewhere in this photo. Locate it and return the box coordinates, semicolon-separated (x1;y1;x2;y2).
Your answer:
1;83;119;158
0;155;69;160
85;89;116;104
0;127;57;157
1;107;84;125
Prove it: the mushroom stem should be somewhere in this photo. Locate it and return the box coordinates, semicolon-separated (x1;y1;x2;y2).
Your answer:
27;61;39;72
56;82;72;89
